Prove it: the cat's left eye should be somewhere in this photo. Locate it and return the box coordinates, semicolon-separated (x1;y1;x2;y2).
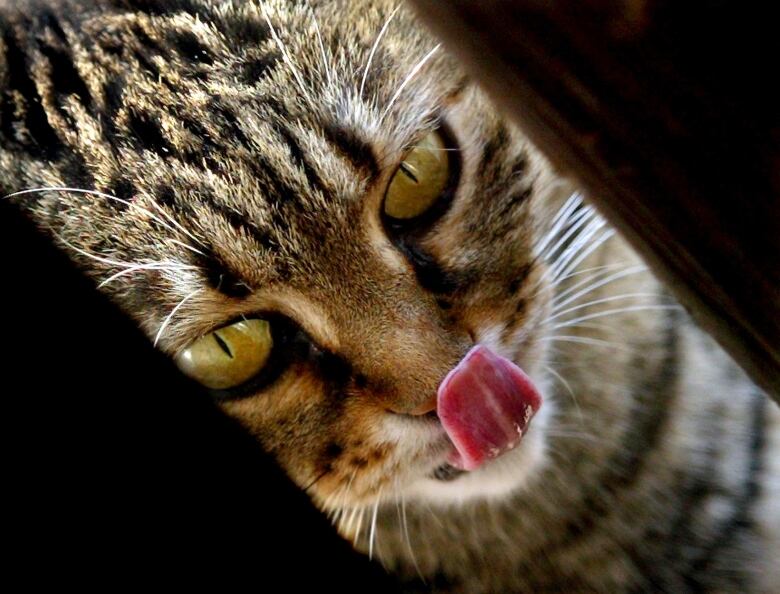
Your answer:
175;319;273;390
383;130;450;221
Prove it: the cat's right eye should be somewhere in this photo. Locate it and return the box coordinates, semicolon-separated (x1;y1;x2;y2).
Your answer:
175;319;273;390
383;130;450;221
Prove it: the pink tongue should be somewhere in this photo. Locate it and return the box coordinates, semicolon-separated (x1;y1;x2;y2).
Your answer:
437;345;542;471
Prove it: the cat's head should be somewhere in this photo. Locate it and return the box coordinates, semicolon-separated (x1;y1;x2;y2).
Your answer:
6;0;570;512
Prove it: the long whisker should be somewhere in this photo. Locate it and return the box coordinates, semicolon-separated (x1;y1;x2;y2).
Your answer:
53;233;188;272
166;239;206;257
360;4;401;100
6;186;206;252
154;288;202;347
7;186;174;234
547;217;607;280
540;206;595;263
543;364;583;423
368;495;381;560
553;304;682;331
380;44;441;123
333;469;358;534
551;264;647;309
261;4;314;107
541;334;631;350
97;261;197;289
530;203;600;294
145;198;205;249
546;430;609;444
553;228;615;283
308;3;332;87
341;506;356;535
547;292;667;323
534;192;583;257
549;262;628;289
349;506;364;541
531;262;627;305
400;492;425;580
337;471;357;516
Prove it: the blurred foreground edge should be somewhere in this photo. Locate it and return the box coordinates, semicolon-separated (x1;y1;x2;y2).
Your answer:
409;0;780;402
0;200;397;589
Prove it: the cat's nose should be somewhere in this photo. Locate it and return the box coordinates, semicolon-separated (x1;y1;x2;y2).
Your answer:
386;394;437;416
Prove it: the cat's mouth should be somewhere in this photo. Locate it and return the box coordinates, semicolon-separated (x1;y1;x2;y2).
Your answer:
426;345;543;482
430;462;466;482
437;345;542;469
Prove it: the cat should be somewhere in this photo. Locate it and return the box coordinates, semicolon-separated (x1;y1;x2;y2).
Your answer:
1;0;778;592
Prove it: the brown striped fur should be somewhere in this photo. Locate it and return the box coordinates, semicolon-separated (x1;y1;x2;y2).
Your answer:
1;1;777;592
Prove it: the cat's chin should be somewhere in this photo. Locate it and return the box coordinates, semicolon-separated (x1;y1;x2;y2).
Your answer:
403;400;551;506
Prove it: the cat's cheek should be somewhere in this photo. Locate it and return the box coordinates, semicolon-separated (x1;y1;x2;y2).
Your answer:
220;372;404;504
219;373;332;471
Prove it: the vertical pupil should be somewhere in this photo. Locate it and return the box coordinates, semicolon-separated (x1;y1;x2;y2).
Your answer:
213;332;233;357
383;130;450;220
400;163;419;183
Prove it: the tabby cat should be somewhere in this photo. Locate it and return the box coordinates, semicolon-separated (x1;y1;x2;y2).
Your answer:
1;0;778;592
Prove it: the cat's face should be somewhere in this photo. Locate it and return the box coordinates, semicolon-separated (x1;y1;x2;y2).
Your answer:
7;1;564;511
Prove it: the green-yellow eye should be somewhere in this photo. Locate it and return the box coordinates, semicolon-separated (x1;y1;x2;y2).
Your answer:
175;319;273;390
383;130;449;220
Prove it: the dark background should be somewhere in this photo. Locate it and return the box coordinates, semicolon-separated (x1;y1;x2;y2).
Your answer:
2;201;397;589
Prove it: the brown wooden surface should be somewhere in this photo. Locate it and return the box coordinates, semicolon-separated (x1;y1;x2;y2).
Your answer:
408;0;780;401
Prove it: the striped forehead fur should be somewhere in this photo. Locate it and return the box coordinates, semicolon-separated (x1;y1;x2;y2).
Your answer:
1;0;466;327
4;2;775;592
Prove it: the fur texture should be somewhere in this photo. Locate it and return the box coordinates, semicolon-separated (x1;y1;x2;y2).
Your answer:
1;1;777;591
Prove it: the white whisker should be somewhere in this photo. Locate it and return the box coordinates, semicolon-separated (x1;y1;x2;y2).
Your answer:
168;238;207;257
53;234;168;270
553;304;682;330
543;364;583;423
552;265;647;312
400;493;425;580
530;204;600;294
355;507;366;545
547;217;606;280
551;264;646;308
308;3;332;86
542;334;630;350
550;262;628;289
8;187;173;235
98;261;196;288
552;264;626;286
146;197;205;248
6;186;205;252
553;228;615;283
546;192;583;230
153;288;202;347
550;192;583;222
380;44;441;123
344;505;359;536
533;192;583;257
539;206;594;263
547;292;666;323
360;4;401;100
546;430;608;444
261;4;314;107
334;471;358;535
368;496;381;560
